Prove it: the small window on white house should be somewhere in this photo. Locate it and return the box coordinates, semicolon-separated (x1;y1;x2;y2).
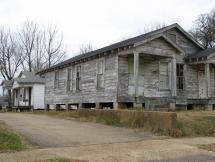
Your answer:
23;88;26;101
54;71;59;89
97;60;105;89
76;66;82;91
67;68;73;91
159;62;169;90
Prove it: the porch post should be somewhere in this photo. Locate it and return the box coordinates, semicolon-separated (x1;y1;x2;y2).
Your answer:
134;52;139;99
171;58;177;97
206;63;210;98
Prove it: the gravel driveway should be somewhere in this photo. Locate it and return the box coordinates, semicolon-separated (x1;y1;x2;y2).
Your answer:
0;113;152;148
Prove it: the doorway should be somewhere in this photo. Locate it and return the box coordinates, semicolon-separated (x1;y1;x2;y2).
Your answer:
198;68;207;98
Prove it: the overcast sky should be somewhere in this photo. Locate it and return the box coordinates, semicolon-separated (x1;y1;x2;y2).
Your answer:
0;0;215;58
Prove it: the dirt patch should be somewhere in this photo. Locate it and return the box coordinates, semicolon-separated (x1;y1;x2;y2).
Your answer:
29;158;87;162
0;139;215;162
0;113;153;148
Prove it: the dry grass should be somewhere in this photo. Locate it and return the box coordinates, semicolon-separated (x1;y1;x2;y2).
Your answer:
31;110;215;137
176;111;215;136
199;143;215;152
30;109;177;136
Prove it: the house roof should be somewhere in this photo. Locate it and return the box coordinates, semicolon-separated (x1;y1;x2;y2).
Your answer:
15;71;45;84
186;47;215;60
38;23;203;74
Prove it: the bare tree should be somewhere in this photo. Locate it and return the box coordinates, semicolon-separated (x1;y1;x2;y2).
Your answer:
0;28;24;108
19;21;39;72
32;31;46;72
79;43;94;54
0;28;23;80
190;9;215;48
44;25;66;68
18;21;67;72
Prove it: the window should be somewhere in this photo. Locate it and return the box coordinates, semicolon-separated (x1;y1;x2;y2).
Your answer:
177;64;184;90
76;66;81;91
167;33;177;43
54;71;59;89
128;56;134;86
159;62;169;90
67;68;73;91
97;60;105;89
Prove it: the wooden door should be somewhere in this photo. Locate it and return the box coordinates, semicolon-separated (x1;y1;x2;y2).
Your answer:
198;70;207;98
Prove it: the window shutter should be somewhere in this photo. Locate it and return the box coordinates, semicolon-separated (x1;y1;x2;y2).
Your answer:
159;62;169;89
97;60;105;89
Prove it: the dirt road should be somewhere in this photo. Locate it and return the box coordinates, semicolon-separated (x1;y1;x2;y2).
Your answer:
0;113;152;148
0;113;215;162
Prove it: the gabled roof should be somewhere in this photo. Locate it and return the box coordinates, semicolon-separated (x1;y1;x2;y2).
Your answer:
38;23;204;74
15;71;45;84
186;47;215;60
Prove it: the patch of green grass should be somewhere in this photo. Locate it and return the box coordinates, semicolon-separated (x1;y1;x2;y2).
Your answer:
0;122;25;152
102;115;121;126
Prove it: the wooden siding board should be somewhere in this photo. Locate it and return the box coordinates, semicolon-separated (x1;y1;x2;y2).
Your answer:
44;54;118;105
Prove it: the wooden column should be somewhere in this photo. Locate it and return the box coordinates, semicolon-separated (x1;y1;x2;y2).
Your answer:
55;104;60;111
45;104;50;111
171;58;177;97
134;52;139;98
95;102;102;109
65;104;70;111
206;63;210;98
78;103;83;109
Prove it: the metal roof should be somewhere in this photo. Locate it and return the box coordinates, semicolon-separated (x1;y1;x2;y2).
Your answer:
186;47;215;60
38;23;203;74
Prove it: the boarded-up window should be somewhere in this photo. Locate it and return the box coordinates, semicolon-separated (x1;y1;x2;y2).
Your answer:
54;71;59;89
67;68;73;91
177;64;184;90
97;60;105;89
76;66;81;91
159;62;169;89
128;56;144;87
167;33;177;43
128;56;134;86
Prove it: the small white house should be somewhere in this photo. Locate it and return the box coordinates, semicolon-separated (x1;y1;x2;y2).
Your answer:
12;71;45;110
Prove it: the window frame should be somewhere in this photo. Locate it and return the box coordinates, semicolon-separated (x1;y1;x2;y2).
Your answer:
167;33;177;43
67;68;73;92
76;65;82;91
54;70;60;89
176;63;184;90
96;59;105;89
159;61;169;90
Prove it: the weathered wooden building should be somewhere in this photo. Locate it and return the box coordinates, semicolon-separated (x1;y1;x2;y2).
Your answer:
38;23;215;110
